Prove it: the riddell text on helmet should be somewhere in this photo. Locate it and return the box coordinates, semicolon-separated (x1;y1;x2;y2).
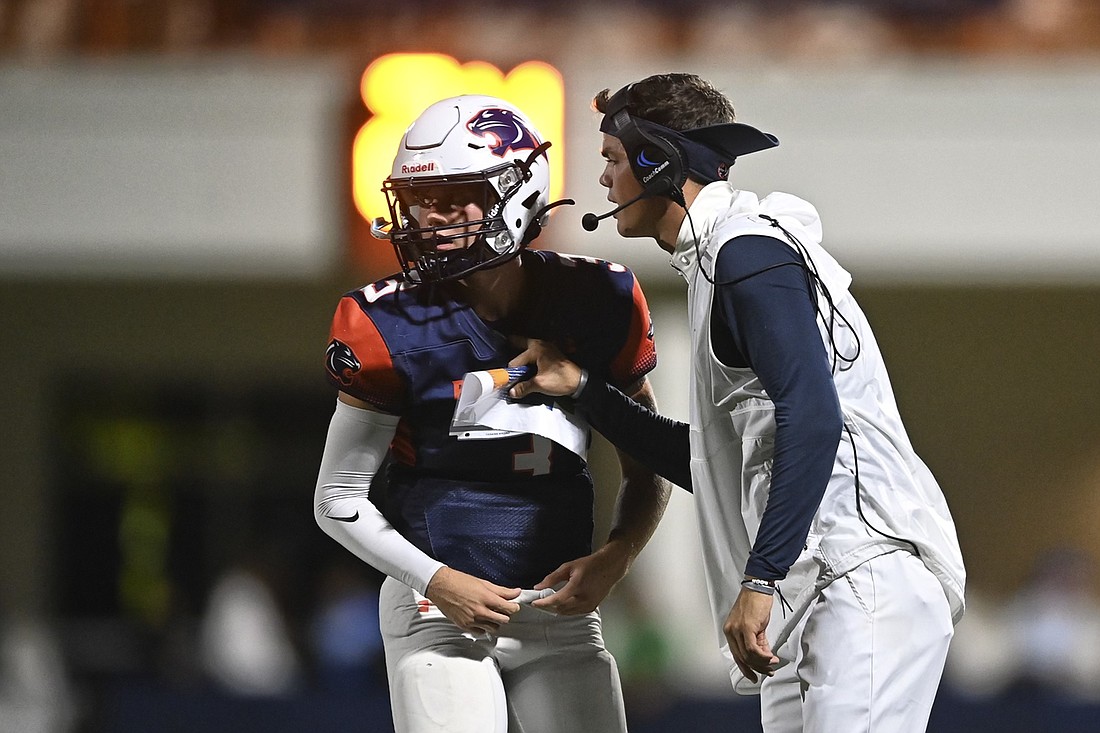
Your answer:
401;162;436;174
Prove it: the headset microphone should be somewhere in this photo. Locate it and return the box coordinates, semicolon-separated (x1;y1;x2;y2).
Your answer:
581;180;680;232
581;189;648;231
580;211;604;232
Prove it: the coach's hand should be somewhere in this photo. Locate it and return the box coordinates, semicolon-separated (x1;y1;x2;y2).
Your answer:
508;338;581;399
425;566;521;635
531;543;630;615
724;588;779;683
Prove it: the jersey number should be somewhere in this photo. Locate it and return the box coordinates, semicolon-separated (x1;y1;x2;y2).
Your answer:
362;279;402;303
513;436;552;476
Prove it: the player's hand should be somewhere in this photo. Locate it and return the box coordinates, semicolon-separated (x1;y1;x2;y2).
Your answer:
724;588;779;683
425;566;521;635
531;543;630;615
508;338;582;400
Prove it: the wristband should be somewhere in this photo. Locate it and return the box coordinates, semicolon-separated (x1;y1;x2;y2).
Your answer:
740;577;777;596
570;369;590;399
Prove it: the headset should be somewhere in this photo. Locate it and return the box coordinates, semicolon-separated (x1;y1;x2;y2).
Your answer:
584;82;781;231
600;83;690;206
582;86;686;229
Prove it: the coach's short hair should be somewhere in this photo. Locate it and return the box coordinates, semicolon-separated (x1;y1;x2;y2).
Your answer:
593;73;736;131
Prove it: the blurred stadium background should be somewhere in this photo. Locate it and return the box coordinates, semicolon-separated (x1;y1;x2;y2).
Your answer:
3;1;1100;731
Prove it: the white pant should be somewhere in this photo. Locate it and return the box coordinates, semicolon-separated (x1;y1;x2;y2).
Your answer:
760;550;954;733
379;577;627;733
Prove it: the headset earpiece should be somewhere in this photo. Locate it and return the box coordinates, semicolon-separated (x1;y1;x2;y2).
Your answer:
602;83;687;205
626;129;686;204
601;81;777;209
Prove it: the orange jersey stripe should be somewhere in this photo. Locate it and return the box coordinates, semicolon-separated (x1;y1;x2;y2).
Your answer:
609;274;657;388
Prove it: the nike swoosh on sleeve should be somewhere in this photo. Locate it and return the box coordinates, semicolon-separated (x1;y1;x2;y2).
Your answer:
330;512;359;523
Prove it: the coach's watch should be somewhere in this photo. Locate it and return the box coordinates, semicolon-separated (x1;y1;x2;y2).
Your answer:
740;577;778;596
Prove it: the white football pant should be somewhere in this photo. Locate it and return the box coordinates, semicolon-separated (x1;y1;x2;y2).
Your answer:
760;550;953;733
379;577;627;733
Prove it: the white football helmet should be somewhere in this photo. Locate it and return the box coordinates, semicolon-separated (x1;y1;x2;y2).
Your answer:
376;95;553;283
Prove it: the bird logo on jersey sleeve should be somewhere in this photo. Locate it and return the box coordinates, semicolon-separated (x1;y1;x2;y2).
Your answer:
466;108;540;157
325;339;361;387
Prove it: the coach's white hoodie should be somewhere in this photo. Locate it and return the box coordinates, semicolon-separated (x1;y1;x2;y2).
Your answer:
669;183;966;693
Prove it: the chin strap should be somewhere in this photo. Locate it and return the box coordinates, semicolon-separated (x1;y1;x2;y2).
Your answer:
522;197;576;245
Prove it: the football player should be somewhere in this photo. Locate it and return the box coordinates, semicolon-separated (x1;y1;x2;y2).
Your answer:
313;95;670;733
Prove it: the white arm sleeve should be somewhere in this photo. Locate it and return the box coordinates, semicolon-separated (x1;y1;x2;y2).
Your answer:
314;398;445;594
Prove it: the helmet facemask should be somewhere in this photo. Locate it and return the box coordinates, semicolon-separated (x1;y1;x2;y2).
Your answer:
383;160;533;284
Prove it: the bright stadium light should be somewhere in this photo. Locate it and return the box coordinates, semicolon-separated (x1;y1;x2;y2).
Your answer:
352;53;565;232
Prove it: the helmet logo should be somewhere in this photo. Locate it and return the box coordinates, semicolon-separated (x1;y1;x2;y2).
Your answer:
466;108;539;157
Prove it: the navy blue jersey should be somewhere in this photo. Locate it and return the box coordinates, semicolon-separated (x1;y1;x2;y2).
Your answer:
325;250;657;587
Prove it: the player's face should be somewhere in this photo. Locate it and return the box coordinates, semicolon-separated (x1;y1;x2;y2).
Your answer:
399;183;488;252
598;134;664;239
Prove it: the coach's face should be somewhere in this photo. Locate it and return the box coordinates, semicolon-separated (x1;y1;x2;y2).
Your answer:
598;134;665;241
